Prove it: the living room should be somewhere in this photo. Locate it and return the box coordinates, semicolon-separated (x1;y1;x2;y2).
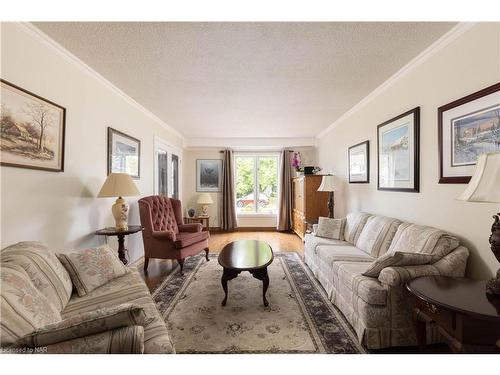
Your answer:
1;1;499;373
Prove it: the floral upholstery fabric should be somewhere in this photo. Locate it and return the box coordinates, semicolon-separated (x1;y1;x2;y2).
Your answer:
1;241;73;311
16;303;148;347
315;217;346;240
57;245;128;297
388;223;459;258
43;325;144;354
362;251;437;278
343;213;371;245
0;264;61;346
62;269;175;354
355;216;401;257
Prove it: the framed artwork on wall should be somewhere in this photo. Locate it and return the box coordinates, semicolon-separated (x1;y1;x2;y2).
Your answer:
377;107;420;192
107;127;141;179
438;82;500;184
0;79;66;172
196;159;222;192
348;140;370;183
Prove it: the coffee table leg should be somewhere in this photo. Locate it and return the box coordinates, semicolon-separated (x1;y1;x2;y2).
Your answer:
262;267;269;307
221;268;229;306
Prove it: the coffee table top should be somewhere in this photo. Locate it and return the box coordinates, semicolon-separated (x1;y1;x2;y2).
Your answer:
218;240;273;271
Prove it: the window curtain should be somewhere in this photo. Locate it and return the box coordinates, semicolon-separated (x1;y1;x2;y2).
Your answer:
277;149;292;231
220;149;237;231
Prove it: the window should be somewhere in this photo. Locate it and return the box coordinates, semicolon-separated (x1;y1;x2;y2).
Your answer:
235;154;279;215
154;137;181;200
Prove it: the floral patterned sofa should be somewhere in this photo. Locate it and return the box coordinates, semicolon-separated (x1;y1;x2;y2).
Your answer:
0;241;175;354
304;212;469;350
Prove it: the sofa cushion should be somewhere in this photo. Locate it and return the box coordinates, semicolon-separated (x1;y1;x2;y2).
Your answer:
388;223;460;258
1;241;73;311
174;231;209;249
343;213;371;244
316;245;374;264
355;216;401;257
362;251;437;278
304;233;349;255
62;269;174;354
1;264;61;346
315;217;346;240
57;245;128;297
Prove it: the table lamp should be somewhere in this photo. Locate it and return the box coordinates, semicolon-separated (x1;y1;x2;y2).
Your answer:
98;173;140;231
318;175;338;218
458;152;500;296
197;193;213;217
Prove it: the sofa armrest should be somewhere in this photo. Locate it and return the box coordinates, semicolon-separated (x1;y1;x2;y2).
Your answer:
43;326;144;354
178;223;202;233
152;230;176;241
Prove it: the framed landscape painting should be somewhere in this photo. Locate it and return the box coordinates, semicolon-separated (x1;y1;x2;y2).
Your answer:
377;107;420;192
348;140;369;183
107;127;141;179
0;79;66;172
196;159;222;192
438;83;500;184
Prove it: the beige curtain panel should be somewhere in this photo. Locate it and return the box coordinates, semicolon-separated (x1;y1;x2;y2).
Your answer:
277;149;293;231
220;149;237;231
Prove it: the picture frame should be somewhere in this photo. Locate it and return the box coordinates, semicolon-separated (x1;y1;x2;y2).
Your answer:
107;127;141;179
438;82;500;184
377;107;420;192
0;79;66;172
348;140;369;183
196;159;222;192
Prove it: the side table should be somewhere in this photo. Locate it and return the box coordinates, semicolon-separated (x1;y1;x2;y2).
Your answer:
95;225;143;265
406;276;500;353
184;216;210;231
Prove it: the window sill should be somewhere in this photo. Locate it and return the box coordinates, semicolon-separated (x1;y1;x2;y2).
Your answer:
237;213;277;218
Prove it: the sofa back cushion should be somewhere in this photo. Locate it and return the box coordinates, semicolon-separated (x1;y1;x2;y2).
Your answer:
343;212;371;244
388;223;460;259
1;264;61;346
355;216;402;257
1;241;73;311
138;195;179;234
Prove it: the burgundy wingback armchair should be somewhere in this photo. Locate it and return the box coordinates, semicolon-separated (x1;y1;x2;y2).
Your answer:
138;195;210;274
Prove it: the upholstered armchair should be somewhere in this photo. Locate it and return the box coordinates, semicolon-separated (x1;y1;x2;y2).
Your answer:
138;196;210;274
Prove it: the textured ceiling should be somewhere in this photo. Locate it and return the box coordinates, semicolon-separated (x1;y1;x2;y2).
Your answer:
34;22;455;139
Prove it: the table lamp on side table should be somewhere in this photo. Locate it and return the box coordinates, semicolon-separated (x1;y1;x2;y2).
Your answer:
458;152;500;296
98;173;140;231
197;193;213;217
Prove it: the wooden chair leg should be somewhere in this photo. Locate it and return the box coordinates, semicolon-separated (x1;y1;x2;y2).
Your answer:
144;257;149;273
205;248;210;261
178;258;185;275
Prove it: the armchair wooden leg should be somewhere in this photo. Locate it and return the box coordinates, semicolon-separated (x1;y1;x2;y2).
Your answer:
205;248;210;261
178;258;185;275
144;257;149;273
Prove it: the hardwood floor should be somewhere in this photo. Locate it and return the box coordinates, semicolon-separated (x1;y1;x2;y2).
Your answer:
137;230;303;291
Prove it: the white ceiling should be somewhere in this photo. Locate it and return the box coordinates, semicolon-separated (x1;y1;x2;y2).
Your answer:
34;22;455;140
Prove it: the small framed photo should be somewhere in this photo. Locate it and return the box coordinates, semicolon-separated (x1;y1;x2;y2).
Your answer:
1;79;66;172
348;140;369;183
438;82;500;184
196;159;222;192
107;127;140;179
377;107;420;192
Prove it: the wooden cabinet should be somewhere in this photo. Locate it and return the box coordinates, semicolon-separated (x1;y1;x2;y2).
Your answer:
291;175;329;239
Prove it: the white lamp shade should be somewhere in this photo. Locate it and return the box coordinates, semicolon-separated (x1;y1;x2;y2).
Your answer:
458;152;500;203
197;193;213;205
98;173;140;198
318;175;338;192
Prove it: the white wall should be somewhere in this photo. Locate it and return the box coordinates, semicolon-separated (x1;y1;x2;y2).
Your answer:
316;23;500;279
0;23;184;263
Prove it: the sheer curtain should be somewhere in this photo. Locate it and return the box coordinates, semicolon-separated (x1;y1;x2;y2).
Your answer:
277;149;292;231
220;149;237;231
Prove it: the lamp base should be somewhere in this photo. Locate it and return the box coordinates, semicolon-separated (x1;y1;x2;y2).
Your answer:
486;269;500;296
327;191;334;218
112;196;129;231
201;204;209;216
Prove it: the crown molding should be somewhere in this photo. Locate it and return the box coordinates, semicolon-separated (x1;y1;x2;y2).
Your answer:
184;137;316;149
18;22;185;143
316;22;477;139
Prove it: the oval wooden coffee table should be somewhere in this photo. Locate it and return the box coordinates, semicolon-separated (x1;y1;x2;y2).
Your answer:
218;240;273;307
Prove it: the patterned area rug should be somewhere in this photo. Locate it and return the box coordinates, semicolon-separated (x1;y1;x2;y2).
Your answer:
152;252;365;354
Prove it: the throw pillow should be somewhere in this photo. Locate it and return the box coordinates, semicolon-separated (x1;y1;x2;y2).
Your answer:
315;217;346;240
16;303;148;347
57;244;128;296
362;251;437;278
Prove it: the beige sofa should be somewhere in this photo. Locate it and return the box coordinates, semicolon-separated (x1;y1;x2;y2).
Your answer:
0;241;174;354
304;212;469;350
